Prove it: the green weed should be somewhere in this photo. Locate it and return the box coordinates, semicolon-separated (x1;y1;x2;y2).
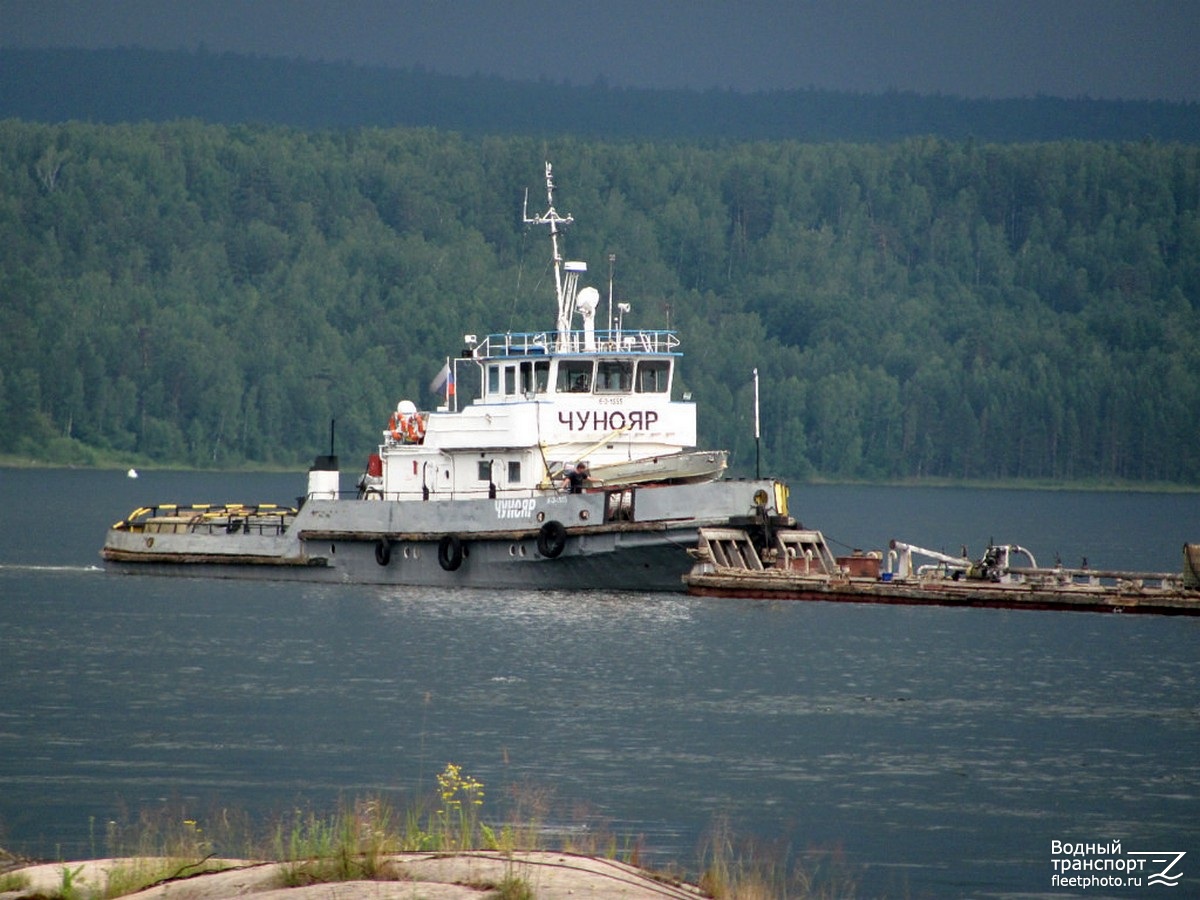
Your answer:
0;870;31;892
55;864;85;900
489;872;535;900
275;796;407;887
698;816;859;900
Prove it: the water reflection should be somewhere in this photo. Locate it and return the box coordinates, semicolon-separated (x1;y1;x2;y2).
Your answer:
1;470;1199;896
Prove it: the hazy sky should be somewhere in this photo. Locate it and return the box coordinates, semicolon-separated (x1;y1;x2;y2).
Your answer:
3;0;1198;101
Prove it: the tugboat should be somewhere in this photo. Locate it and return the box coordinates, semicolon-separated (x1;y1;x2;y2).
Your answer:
102;163;789;590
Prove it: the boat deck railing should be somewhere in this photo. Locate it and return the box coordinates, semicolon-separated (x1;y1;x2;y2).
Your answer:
113;503;296;536
476;329;680;358
356;485;635;519
1007;566;1185;591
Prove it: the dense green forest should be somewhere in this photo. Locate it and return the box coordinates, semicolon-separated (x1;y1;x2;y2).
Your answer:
3;47;1199;143
2;120;1199;484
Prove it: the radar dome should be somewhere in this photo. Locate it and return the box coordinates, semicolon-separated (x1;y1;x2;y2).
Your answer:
576;286;600;314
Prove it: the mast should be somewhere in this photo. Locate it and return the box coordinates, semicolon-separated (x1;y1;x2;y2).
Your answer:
523;162;579;349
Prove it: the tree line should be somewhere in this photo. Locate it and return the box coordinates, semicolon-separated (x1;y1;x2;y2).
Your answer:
1;120;1198;484
3;47;1199;144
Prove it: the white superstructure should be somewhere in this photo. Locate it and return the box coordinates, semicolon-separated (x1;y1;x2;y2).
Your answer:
365;162;720;502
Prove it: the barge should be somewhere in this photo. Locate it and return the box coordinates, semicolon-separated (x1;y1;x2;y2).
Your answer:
683;526;1200;615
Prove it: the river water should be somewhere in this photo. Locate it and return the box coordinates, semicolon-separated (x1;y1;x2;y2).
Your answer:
1;467;1198;897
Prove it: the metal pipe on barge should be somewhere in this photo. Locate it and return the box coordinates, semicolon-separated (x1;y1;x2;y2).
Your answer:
684;530;1200;616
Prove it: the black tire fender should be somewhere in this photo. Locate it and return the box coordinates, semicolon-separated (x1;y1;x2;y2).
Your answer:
438;533;464;571
537;520;567;558
375;539;392;566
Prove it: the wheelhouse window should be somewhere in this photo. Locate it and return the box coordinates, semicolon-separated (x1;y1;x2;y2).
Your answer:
477;461;492;482
518;360;549;395
596;360;633;393
557;360;593;393
488;361;551;398
635;360;671;393
507;461;521;483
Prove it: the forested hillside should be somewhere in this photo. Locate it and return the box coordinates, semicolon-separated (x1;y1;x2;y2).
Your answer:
2;121;1198;483
3;47;1199;143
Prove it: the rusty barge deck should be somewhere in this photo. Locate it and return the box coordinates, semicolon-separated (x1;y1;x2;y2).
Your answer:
683;528;1200;616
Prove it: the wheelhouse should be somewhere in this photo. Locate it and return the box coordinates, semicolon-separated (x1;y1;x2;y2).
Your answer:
472;330;679;403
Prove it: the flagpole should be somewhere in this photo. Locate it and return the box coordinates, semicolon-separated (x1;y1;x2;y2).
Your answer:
753;367;761;478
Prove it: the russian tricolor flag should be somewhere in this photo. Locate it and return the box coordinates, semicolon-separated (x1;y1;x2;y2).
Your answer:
429;361;455;396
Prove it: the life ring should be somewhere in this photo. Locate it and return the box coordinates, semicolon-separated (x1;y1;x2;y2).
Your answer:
537;520;567;558
438;534;464;571
388;401;423;443
406;414;426;443
375;539;392;566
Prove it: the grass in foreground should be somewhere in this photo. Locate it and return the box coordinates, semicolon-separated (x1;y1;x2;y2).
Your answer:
697;816;858;900
3;763;856;899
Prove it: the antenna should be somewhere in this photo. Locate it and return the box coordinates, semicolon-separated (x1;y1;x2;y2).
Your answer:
608;253;616;339
523;162;576;348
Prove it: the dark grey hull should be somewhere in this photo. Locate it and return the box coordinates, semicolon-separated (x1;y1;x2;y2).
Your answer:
105;528;694;591
103;479;781;592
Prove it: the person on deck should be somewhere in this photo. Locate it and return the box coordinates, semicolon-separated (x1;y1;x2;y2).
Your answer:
563;462;592;493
